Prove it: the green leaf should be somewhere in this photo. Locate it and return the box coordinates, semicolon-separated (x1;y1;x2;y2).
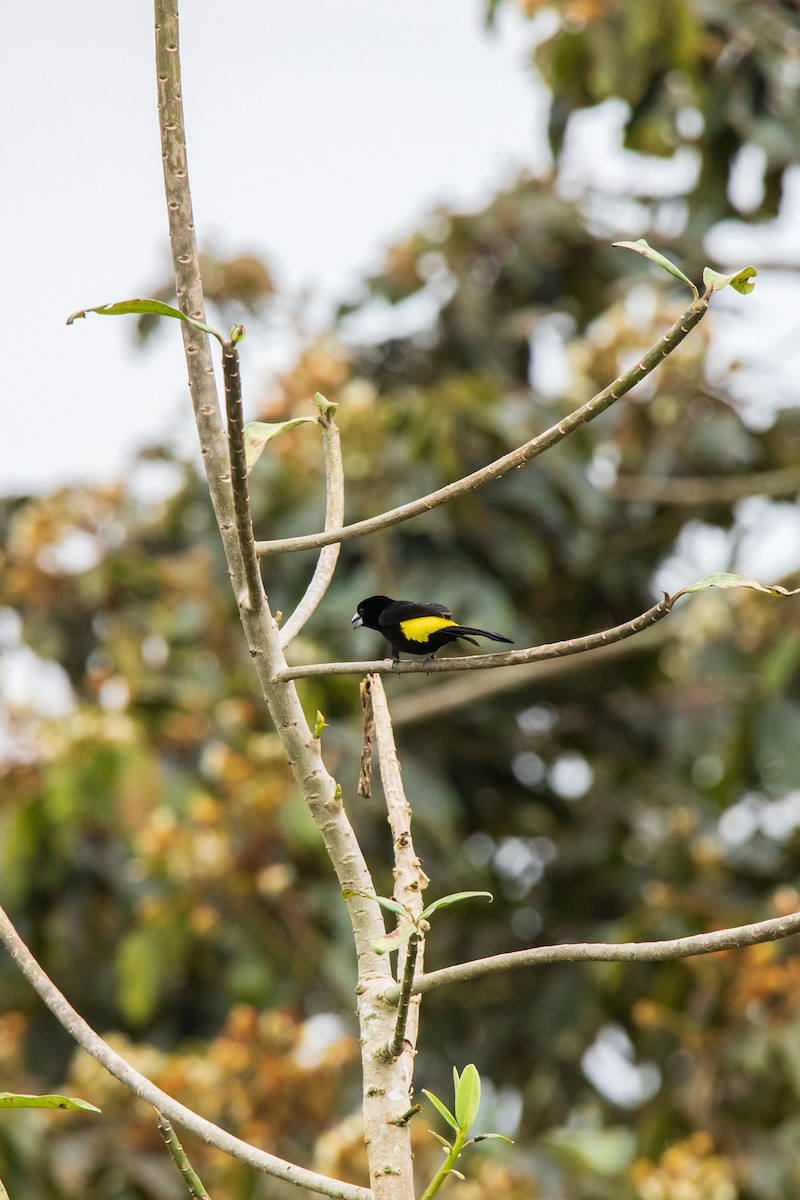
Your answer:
244;419;318;473
421;891;493;920
612;239;698;297
672;573;800;603
340;889;409;917
0;1093;100;1113
454;1063;481;1130
66;298;221;341
372;922;414;955
702;265;757;295
428;1131;453;1150
470;1133;515;1145
313;711;329;739
422;1089;459;1133
372;895;410;917
312;391;338;418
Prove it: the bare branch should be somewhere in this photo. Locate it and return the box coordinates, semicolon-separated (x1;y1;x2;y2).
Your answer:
222;335;264;611
388;619;674;728
367;674;429;1061
0;904;369;1200
389;910;800;1002
280;413;344;647
369;675;430;922
354;677;426;1195
275;596;673;681
256;294;710;558
153;0;244;597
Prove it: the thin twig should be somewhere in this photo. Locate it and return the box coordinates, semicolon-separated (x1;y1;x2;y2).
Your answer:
0;904;368;1200
274;595;673;680
256;293;710;558
222;335;263;612
280;412;344;647
157;1112;211;1200
386;910;800;1002
387;932;420;1060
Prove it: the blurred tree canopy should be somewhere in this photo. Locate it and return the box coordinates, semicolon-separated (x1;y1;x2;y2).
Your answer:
2;2;800;1197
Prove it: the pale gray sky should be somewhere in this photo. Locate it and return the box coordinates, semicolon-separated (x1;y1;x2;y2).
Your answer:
2;1;545;494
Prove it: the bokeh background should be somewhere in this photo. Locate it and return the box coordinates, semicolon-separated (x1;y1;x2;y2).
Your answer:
3;2;800;1198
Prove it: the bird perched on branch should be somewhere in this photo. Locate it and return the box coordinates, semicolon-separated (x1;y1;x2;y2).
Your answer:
352;595;513;663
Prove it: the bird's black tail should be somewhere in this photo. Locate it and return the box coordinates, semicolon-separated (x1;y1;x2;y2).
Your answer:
445;625;513;647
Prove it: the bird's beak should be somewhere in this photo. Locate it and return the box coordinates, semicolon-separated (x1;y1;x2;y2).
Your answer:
351;612;364;630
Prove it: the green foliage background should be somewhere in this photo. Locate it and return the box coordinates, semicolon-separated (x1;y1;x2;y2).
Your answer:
3;2;800;1197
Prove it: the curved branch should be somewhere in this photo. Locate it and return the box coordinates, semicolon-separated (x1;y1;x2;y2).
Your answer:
274;596;673;681
388;910;800;1002
0;905;369;1200
256;293;710;558
280;414;344;648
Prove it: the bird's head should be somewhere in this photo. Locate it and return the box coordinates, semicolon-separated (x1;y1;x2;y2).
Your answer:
351;595;392;632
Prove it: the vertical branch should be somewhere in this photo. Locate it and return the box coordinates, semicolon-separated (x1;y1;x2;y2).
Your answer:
221;332;264;611
153;0;243;591
368;676;430;927
153;5;416;1197
354;676;427;1200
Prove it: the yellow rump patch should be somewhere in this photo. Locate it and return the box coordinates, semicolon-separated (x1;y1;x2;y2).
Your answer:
399;615;456;643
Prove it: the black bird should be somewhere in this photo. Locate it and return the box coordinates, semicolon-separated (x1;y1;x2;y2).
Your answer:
352;595;513;663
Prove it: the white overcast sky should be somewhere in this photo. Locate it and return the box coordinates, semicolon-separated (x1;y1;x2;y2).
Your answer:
1;1;547;495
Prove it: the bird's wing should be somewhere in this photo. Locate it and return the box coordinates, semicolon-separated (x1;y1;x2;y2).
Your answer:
378;600;453;626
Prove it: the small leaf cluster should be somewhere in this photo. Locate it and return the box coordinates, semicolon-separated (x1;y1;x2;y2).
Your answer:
420;1064;512;1199
341;889;492;956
